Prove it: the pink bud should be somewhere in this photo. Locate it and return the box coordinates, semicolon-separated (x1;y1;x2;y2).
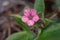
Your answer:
22;16;29;22
27;20;34;26
32;15;39;22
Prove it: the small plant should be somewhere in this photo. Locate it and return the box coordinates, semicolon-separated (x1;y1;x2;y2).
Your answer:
6;0;60;40
22;9;39;26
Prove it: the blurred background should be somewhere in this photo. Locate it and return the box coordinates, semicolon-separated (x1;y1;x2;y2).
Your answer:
0;0;60;40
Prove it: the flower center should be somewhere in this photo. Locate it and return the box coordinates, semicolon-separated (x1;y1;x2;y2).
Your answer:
29;16;33;20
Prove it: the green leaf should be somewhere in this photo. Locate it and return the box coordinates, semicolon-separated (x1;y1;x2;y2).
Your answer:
37;17;60;40
44;18;53;27
34;0;45;13
6;31;33;40
56;0;60;7
34;0;45;19
37;23;60;40
56;0;60;11
13;15;31;33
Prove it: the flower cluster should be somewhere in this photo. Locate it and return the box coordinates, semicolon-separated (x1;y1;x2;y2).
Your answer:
22;9;39;26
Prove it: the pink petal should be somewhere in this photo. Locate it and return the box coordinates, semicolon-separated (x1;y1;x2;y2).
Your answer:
24;9;30;17
32;15;39;22
30;9;37;16
27;20;34;26
22;16;29;22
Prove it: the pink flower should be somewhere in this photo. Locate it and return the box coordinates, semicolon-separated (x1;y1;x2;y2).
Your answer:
22;9;39;26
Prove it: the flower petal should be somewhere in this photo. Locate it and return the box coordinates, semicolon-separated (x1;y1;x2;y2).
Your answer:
32;15;39;22
27;20;34;26
24;9;30;17
22;16;29;22
30;9;37;16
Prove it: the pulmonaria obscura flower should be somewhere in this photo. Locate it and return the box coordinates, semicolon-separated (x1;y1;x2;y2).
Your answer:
22;9;39;26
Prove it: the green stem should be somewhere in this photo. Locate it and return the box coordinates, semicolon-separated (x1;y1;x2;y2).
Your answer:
34;29;41;40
